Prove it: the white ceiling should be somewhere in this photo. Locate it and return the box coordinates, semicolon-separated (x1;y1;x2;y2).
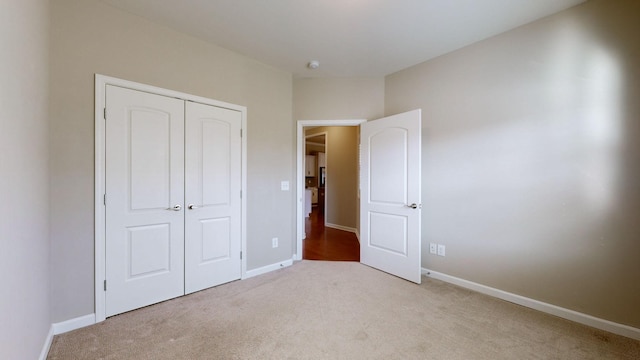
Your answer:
100;0;586;78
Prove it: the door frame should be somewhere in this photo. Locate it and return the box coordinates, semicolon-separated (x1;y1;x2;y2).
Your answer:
295;119;366;260
94;74;248;322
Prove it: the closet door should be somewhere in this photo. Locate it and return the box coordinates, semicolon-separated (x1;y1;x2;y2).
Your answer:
184;102;242;294
105;85;185;317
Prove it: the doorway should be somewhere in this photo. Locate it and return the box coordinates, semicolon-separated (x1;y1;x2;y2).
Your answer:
295;119;367;261
303;132;358;261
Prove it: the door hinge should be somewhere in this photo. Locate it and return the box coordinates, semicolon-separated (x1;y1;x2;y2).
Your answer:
240;129;243;137
103;108;106;120
240;251;242;260
103;280;107;291
103;194;106;205
240;190;242;199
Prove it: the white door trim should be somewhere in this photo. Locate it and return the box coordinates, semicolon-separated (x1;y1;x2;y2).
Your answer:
95;74;248;322
295;119;366;260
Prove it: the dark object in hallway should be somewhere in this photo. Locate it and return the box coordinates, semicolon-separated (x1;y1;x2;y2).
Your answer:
303;209;359;261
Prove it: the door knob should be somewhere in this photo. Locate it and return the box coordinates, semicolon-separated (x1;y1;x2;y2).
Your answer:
406;203;418;209
168;205;181;211
188;204;199;210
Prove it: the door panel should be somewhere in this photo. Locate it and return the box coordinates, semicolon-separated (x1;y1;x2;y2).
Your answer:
200;217;231;261
201;120;231;205
129;111;171;210
370;128;408;204
360;109;422;284
128;224;171;278
369;212;408;255
105;85;185;317
185;101;242;294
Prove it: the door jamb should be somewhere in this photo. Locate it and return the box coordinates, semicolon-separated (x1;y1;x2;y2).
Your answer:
295;119;366;260
94;74;248;322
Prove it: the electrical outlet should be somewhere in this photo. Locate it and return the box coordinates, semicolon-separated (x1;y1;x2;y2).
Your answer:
272;237;278;248
437;244;446;257
429;243;437;254
281;181;289;191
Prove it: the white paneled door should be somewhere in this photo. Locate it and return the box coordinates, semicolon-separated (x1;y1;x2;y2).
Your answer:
105;85;241;317
360;110;422;284
184;102;242;294
105;85;185;317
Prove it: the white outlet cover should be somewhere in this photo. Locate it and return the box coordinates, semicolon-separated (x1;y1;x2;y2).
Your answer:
429;243;437;254
437;244;446;257
281;181;289;191
272;237;278;248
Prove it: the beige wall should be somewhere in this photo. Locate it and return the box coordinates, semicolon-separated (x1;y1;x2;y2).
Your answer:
385;0;640;328
50;0;293;322
0;0;51;358
306;127;359;229
294;77;384;120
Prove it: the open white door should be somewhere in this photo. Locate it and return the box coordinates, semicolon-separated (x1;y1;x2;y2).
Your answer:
360;109;422;283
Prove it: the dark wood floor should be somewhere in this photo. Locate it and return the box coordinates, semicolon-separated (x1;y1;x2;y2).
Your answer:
303;207;360;261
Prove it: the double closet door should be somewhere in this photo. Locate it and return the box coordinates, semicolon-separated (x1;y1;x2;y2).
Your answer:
105;85;241;317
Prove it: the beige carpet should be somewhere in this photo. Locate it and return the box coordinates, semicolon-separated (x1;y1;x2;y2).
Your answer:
48;261;639;359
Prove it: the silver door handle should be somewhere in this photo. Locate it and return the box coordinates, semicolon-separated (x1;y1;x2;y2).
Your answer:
169;205;181;211
188;204;199;210
406;203;418;209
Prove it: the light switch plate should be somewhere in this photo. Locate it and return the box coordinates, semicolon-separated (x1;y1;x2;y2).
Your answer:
281;181;289;191
437;244;446;257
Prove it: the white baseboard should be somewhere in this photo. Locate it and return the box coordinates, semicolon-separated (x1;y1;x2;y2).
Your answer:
53;313;96;335
244;258;293;279
422;268;640;341
38;325;54;360
325;223;357;234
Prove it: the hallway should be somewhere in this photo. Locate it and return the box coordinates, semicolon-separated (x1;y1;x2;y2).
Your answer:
303;208;359;261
